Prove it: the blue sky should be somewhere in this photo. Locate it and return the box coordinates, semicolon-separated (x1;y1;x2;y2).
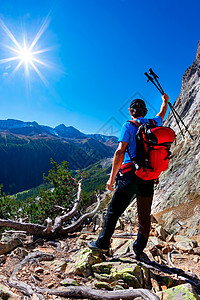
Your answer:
0;0;199;136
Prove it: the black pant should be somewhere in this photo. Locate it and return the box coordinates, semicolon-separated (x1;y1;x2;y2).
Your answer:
97;171;154;249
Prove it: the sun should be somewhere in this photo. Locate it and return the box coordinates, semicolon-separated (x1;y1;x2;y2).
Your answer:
0;16;52;84
19;43;33;64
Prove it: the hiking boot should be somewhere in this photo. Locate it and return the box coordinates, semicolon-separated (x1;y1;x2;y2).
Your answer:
132;251;150;261
87;240;109;253
133;233;148;256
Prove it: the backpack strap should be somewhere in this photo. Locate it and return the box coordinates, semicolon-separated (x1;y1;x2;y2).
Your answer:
125;120;141;170
148;119;156;126
128;119;141;127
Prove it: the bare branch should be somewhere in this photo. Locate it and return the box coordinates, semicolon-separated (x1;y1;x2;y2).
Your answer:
43;217;53;235
9;251;54;296
61;193;101;234
52;181;82;234
0;219;46;236
35;286;160;299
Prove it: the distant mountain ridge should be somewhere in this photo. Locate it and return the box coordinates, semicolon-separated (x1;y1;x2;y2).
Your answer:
0;119;117;142
0;119;118;194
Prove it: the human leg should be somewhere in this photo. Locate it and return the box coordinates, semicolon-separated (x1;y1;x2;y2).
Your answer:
88;172;137;250
133;177;154;255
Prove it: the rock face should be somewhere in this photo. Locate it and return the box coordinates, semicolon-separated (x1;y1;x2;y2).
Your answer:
152;41;200;236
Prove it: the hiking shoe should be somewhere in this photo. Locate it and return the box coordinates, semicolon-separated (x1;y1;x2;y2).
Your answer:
87;240;109;253
132;251;150;261
133;233;148;256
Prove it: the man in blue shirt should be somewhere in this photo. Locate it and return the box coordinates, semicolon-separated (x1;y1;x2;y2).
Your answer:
88;94;169;256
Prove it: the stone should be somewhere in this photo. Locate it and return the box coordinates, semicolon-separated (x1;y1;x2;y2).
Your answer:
111;238;128;251
154;224;168;240
157;283;199;299
174;235;198;246
0;283;20;299
42;260;67;272
65;262;76;275
0;233;22;255
75;248;103;276
92;261;115;274
174;241;194;253
94;280;113;290
93;272;112;282
148;236;165;248
60;278;79;286
1;231;27;243
113;240;132;256
92;260;148;288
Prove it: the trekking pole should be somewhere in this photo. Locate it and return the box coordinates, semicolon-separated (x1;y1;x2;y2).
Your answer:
144;69;193;139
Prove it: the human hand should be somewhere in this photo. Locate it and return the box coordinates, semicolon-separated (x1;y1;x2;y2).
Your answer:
107;178;115;191
162;93;169;104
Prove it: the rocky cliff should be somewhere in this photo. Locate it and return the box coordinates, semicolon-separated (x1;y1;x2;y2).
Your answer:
152;41;200;236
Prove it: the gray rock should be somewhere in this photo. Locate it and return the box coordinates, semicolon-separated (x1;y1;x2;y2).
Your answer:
60;278;79;286
94;280;113;290
92;260;150;288
75;248;103;276
152;43;200;239
157;283;200;299
174;235;198;253
0;233;22;255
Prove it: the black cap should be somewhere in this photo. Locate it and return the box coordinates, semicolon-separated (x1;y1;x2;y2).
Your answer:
129;99;146;110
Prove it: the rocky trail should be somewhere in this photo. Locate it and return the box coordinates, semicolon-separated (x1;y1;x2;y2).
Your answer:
0;217;200;299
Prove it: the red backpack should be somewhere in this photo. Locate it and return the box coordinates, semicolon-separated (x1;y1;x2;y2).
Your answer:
124;120;175;180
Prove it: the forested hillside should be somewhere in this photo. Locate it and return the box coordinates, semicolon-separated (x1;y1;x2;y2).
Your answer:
0;127;116;194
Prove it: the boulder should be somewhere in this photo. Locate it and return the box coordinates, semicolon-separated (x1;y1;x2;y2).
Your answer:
92;259;150;288
75;248;104;276
174;235;198;253
157;283;199;299
0;232;23;255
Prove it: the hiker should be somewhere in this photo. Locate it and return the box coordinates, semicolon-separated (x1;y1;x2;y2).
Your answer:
88;93;169;256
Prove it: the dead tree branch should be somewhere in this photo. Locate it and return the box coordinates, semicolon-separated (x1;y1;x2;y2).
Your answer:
52;181;82;234
9;251;159;299
60;193;101;234
9;251;55;296
35;286;160;299
0;219;46;236
0;183;101;238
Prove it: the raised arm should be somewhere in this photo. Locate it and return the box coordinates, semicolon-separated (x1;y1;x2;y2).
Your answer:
157;93;169;121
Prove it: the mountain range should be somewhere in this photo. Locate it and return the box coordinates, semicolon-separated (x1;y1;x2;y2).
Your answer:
0;119;118;194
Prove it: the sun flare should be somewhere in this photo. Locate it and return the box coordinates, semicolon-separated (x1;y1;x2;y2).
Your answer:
0;16;52;84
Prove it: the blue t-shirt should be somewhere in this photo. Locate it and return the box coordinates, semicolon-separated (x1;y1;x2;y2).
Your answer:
118;116;162;164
